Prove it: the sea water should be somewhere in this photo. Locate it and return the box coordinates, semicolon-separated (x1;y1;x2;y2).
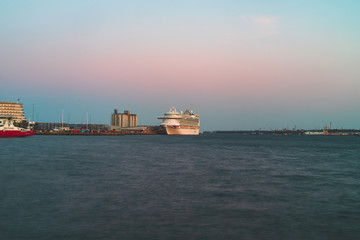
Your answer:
0;135;359;240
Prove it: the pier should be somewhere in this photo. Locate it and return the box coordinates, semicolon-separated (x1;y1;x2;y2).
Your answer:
34;125;166;136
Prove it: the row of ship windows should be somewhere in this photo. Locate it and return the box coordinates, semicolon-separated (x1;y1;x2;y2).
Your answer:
0;111;24;113
0;107;23;109
0;110;24;112
0;113;24;115
0;105;22;107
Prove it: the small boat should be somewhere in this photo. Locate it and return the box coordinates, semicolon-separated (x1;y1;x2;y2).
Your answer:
0;115;34;138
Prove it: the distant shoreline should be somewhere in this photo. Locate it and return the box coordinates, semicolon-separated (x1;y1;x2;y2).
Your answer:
203;130;360;136
33;129;360;136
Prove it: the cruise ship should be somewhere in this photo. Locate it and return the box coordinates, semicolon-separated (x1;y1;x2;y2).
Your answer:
158;107;200;135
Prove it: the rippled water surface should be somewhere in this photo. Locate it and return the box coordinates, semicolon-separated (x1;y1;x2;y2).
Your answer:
1;135;359;239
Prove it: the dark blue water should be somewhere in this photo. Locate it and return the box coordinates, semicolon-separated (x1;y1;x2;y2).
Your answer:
1;135;359;240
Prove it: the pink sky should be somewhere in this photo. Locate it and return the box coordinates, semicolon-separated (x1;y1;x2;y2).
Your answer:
1;1;360;130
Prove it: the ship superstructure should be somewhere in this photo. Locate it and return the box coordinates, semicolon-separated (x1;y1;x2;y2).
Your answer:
158;107;200;135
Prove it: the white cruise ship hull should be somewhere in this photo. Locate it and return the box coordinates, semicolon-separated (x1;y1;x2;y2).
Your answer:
159;107;200;135
164;125;199;135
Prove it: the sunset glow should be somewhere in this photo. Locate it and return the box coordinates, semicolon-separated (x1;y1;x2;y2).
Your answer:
1;0;359;130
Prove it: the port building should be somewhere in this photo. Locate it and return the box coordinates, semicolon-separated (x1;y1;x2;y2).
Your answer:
0;101;26;122
111;110;138;128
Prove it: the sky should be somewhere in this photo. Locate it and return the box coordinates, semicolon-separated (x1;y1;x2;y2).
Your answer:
1;0;359;130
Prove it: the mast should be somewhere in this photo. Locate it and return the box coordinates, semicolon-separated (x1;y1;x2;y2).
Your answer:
32;104;35;122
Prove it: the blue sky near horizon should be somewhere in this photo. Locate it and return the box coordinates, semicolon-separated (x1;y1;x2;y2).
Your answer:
1;0;360;130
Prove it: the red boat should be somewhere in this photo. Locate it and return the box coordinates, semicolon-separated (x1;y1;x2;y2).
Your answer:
0;116;34;138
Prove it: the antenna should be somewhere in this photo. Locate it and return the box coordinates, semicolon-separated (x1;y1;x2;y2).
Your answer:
32;104;35;122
